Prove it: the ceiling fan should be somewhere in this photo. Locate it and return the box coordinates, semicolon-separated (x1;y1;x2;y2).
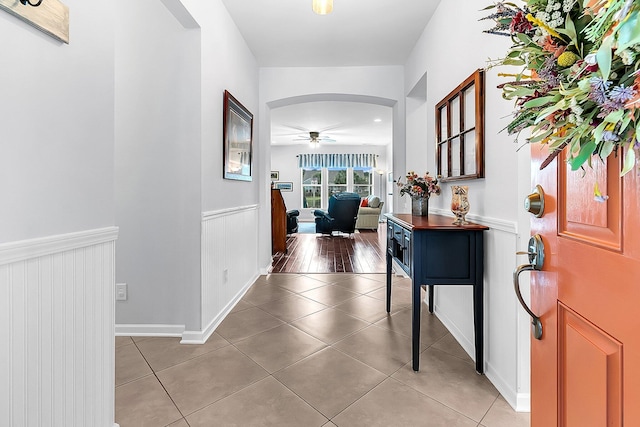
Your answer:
293;131;336;145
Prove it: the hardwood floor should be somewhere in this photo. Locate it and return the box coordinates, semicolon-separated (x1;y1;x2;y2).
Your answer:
270;223;387;274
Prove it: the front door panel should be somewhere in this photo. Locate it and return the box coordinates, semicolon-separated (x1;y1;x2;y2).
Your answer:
530;145;640;426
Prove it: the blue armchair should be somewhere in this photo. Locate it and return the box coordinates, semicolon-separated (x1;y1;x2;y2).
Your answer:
313;192;361;235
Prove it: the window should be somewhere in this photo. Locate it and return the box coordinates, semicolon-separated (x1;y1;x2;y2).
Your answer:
301;168;322;209
301;167;374;209
352;168;372;198
436;69;484;181
328;168;347;201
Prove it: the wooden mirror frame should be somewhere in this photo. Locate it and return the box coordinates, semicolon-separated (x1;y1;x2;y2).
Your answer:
435;69;485;182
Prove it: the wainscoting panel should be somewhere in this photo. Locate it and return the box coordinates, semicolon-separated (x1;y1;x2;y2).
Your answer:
0;227;118;427
429;210;529;411
197;205;259;343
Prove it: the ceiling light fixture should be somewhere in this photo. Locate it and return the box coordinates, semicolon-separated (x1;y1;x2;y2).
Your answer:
312;0;333;15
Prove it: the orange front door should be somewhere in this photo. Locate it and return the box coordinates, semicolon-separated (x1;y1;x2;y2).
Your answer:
529;146;640;426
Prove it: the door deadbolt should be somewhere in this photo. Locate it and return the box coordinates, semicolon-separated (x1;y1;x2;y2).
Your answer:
524;185;545;218
514;234;545;340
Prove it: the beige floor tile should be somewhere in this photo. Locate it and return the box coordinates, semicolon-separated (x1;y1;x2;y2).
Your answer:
481;395;530;427
273;347;386;418
135;333;230;372
367;282;417;307
333;325;412;375
167;419;189;427
242;282;295;306
334;276;386;293
291;308;369;344
334;294;400;323
392;347;498;422
234;324;326;373
322;422;338;427
274;275;328;293
304;273;352;283
131;336;154;343
258;294;327;322
186;377;328;427
374;307;449;350
115;375;182;427
357;273;387;283
215;306;284;343
333;378;477;427
157;345;268;415
432;333;473;362
300;285;360;306
115;336;133;348
255;273;302;285
115;342;152;386
229;299;254;314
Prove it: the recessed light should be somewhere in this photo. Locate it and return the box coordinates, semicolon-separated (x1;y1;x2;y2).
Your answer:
373;118;382;123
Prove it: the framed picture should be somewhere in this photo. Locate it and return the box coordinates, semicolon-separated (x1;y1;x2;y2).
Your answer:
274;182;293;192
223;90;253;181
270;171;280;180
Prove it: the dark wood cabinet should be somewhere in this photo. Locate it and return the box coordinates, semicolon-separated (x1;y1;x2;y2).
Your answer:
271;189;287;254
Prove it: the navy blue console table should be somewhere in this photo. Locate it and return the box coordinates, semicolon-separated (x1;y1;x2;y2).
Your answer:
385;213;488;372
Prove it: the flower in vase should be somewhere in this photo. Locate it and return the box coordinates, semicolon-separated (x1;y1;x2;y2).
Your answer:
397;171;441;199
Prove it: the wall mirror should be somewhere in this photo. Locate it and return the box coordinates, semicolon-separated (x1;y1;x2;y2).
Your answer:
435;69;484;181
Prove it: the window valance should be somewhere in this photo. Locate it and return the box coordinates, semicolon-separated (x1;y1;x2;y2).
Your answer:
297;153;377;169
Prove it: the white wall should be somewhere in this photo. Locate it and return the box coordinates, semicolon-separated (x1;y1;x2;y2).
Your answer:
259;66;406;269
404;0;532;411
114;0;202;332
0;1;118;425
271;144;390;222
182;0;261;213
114;0;261;336
0;0;115;244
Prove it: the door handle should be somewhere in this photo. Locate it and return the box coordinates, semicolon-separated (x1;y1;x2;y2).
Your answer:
513;234;544;340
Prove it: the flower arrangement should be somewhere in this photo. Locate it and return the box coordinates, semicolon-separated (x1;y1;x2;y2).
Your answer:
482;0;640;175
397;172;441;199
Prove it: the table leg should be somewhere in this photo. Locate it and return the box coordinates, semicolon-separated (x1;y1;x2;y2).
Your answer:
428;285;434;314
473;282;484;374
386;251;392;313
412;278;421;371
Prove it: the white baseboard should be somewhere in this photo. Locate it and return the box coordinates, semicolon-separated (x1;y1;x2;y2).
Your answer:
182;273;257;344
516;393;531;412
115;323;185;337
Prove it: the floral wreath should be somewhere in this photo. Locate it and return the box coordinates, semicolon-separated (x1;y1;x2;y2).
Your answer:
482;0;640;176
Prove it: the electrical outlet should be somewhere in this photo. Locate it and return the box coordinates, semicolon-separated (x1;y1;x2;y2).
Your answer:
115;283;127;301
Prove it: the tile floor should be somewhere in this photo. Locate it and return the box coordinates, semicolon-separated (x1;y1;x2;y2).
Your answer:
115;273;530;427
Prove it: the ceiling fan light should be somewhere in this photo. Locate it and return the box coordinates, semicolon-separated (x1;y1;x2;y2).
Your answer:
312;0;333;15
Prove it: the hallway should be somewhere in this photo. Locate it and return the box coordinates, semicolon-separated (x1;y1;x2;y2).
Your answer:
115;273;530;426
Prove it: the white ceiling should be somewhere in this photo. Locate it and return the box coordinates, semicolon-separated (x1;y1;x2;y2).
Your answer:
220;0;439;147
220;0;440;67
270;101;392;146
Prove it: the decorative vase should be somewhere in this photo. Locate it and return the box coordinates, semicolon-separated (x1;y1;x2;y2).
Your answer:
451;185;470;225
411;197;429;216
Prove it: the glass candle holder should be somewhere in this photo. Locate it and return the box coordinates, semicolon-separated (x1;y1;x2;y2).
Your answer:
451;185;470;225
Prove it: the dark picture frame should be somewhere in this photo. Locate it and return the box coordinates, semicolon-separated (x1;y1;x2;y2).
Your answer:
223;90;253;181
270;171;280;180
435;69;485;182
274;182;293;192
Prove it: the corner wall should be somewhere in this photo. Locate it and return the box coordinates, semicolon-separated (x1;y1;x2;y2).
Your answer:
114;0;261;338
404;0;532;410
